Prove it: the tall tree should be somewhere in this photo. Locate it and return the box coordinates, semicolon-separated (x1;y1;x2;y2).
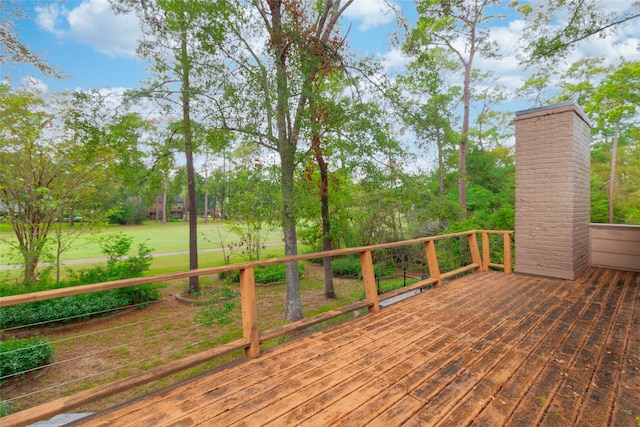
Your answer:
586;61;640;223
0;87;109;286
399;47;460;197
208;0;355;321
405;0;503;213
115;0;231;294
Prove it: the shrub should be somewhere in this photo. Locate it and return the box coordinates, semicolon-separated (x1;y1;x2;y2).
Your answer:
0;237;160;330
0;285;161;330
220;263;305;284
331;256;395;278
0;399;14;417
0;338;54;384
194;284;240;327
331;257;361;277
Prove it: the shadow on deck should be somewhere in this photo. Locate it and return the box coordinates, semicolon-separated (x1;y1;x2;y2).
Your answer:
72;268;638;426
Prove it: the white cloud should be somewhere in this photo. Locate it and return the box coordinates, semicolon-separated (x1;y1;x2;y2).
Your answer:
21;76;49;93
36;0;140;59
343;0;397;31
379;47;410;71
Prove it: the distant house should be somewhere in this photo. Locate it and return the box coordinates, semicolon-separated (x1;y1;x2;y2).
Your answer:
149;196;184;221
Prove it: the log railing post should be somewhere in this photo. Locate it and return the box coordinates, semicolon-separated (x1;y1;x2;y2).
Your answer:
504;233;513;275
239;268;260;358
482;232;490;272
359;250;380;313
467;233;482;271
425;240;442;287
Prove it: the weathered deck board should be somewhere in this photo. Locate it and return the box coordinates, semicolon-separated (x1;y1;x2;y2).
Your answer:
78;268;639;427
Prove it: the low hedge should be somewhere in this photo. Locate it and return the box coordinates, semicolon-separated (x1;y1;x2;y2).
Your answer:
0;337;54;384
331;256;395;278
220;263;305;284
0;400;14;417
0;285;161;330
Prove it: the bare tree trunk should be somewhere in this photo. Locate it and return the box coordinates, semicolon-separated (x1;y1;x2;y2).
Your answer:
162;180;168;224
437;130;444;197
203;191;208;224
313;134;336;299
203;154;209;224
281;145;302;321
269;0;302;322
459;60;471;214
180;24;199;295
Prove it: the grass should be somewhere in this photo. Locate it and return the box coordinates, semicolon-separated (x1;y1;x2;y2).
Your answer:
0;220;283;263
0;220;287;286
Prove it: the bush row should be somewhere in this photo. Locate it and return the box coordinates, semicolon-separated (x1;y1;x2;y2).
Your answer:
220;262;305;284
1;234;160;330
330;256;395;278
0;337;54;384
220;257;395;284
0;285;161;330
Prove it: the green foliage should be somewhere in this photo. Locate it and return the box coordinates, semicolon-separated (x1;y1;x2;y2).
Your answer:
377;276;421;294
0;337;54;384
0;285;161;329
194;283;240;327
518;1;640;62
97;232;134;261
220;263;305;284
108;197;149;225
330;257;395;279
0;235;159;329
0;399;14;417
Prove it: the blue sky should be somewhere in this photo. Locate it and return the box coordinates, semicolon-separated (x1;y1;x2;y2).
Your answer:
4;0;639;162
6;0;416;92
5;0;639;97
3;0;638;174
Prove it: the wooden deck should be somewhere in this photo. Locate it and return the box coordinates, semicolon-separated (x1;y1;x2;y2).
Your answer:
76;267;639;426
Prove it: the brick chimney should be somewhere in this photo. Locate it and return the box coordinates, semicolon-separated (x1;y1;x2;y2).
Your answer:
514;102;591;280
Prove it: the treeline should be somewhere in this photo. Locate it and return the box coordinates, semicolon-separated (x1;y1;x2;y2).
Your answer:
1;1;638;320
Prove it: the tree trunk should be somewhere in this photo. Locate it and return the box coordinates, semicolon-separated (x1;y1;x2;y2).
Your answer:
314;136;336;299
609;118;620;224
459;60;471;214
281;147;303;321
162;180;168;224
21;231;41;288
437;130;444;197
180;24;199;295
203;158;209;224
203;189;209;224
269;0;303;322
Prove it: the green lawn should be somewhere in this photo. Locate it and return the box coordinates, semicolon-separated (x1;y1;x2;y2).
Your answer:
0;221;286;279
0;220;283;261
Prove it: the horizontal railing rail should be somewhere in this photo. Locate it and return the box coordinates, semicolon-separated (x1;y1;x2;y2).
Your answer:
1;229;512;427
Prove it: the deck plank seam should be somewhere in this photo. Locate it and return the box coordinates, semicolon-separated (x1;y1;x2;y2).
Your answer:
469;267;612;425
595;272;640;426
501;268;618;425
537;269;628;425
402;271;576;424
424;270;584;426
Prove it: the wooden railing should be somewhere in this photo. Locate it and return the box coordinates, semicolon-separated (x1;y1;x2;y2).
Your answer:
0;229;512;427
